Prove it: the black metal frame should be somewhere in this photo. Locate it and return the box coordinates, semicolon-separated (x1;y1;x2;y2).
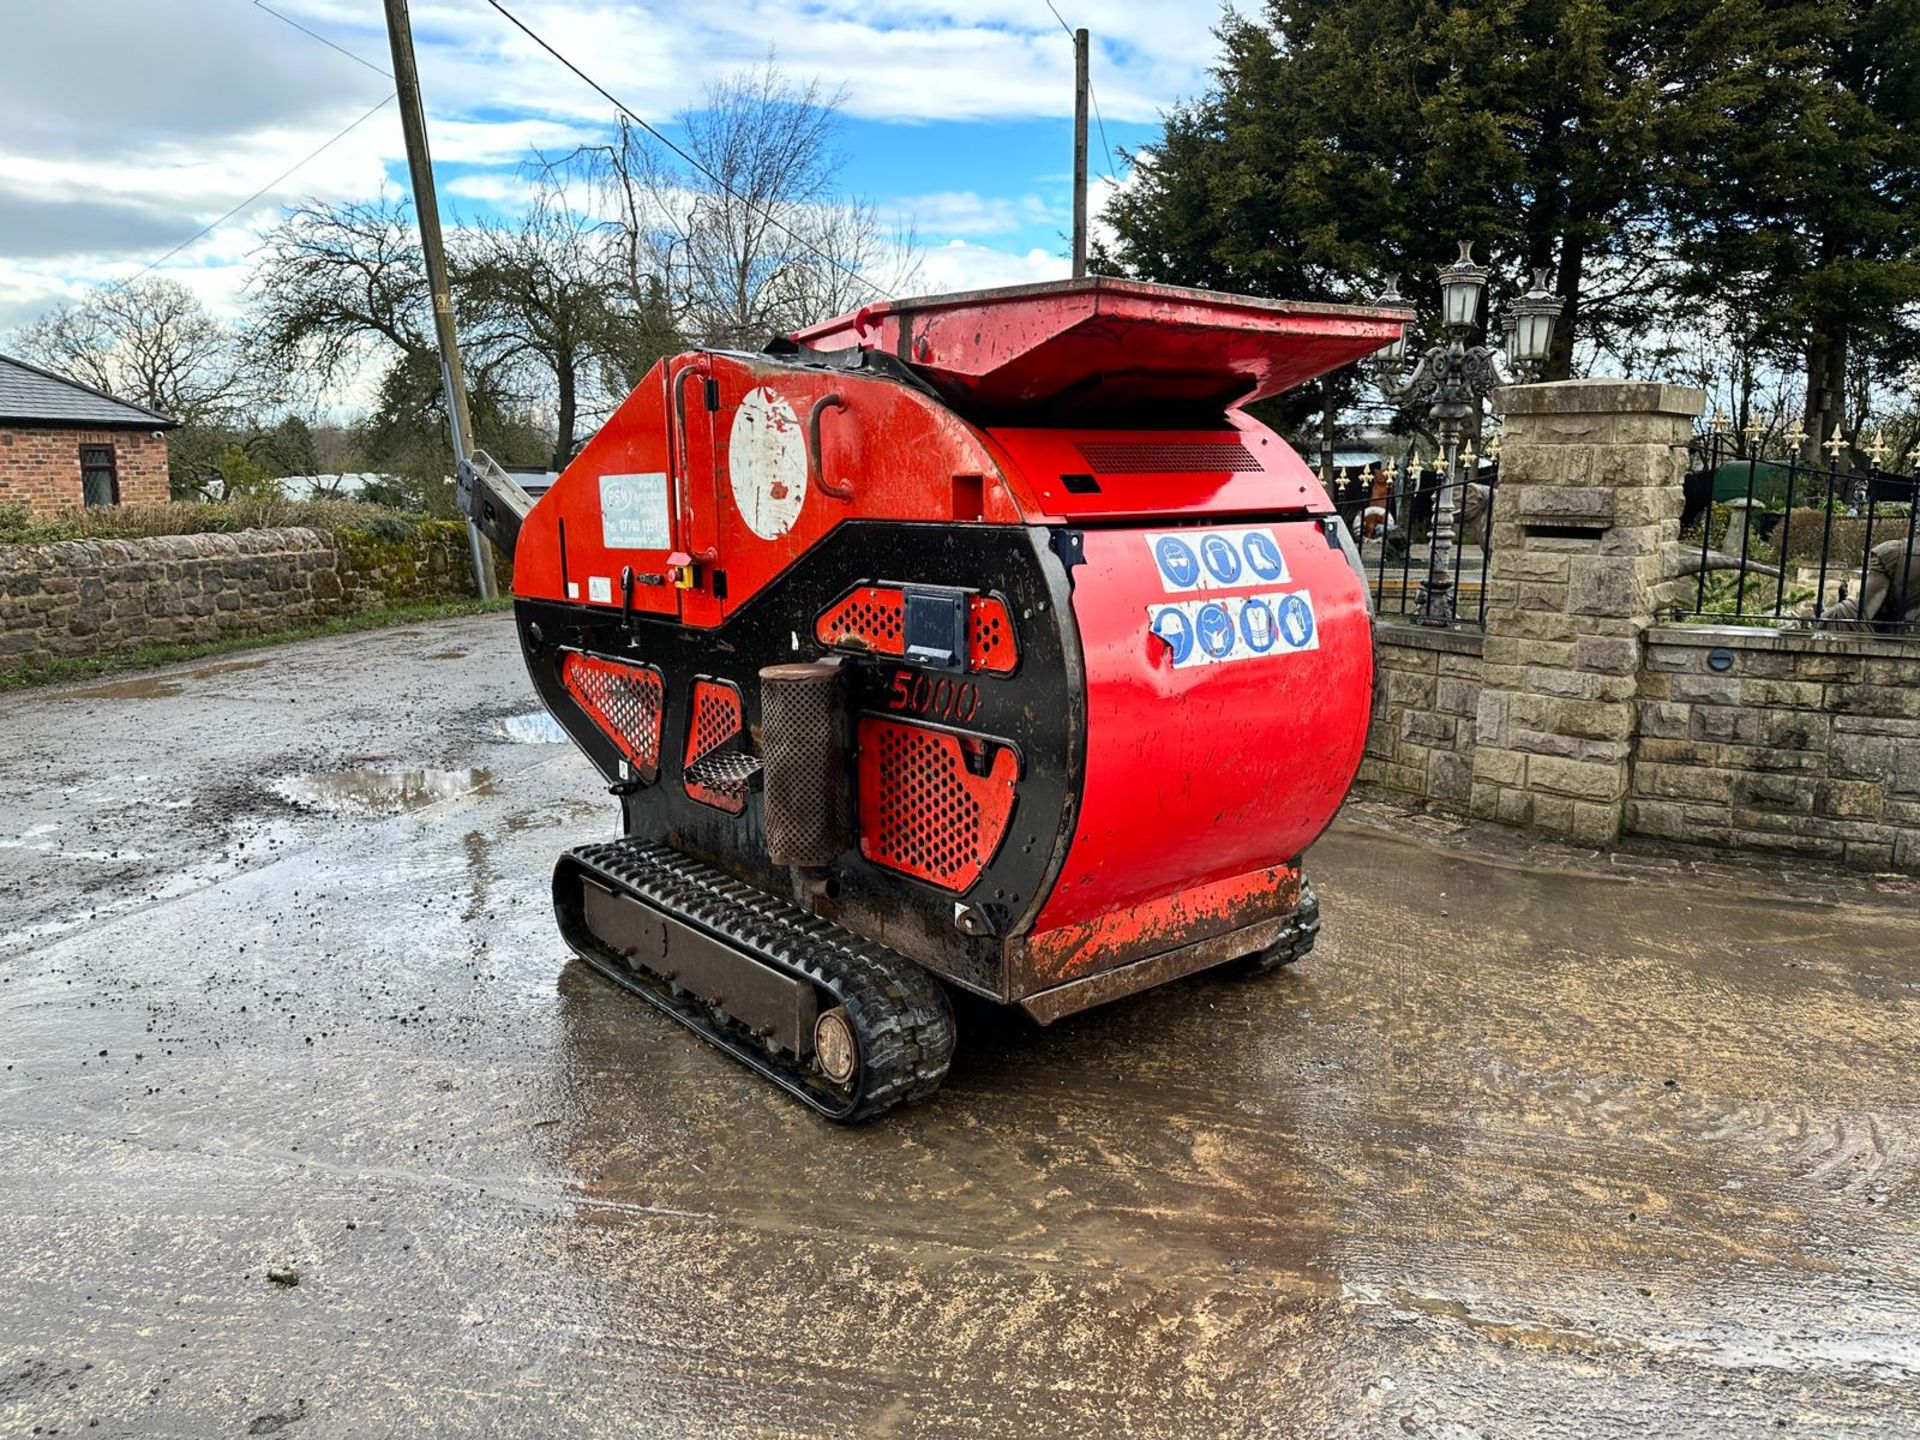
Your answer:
515;519;1085;1002
1679;432;1919;634
1331;460;1500;628
78;443;119;508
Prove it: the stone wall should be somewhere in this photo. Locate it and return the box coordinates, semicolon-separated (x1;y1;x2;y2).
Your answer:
1468;381;1700;847
0;426;170;515
1359;623;1484;807
0;523;480;671
1355;376;1920;874
1632;626;1920;870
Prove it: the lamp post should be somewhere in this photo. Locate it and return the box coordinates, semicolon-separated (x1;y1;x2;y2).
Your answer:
1371;244;1563;626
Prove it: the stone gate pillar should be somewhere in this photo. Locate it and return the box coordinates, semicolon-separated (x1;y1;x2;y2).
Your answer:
1469;380;1704;845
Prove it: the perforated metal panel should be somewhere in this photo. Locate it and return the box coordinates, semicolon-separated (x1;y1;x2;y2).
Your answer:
760;662;848;867
855;717;1018;892
816;585;1018;675
1074;439;1261;473
684;678;750;813
561;653;665;779
966;596;1017;675
815;586;905;656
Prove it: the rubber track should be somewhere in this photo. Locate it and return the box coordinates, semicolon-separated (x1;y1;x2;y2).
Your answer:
563;839;955;1122
1238;880;1321;975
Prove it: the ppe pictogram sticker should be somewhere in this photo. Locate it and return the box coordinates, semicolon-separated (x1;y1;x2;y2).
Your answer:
1145;527;1289;592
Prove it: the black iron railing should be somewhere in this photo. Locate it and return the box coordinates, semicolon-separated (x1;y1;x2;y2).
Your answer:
1679;433;1919;634
1330;460;1499;628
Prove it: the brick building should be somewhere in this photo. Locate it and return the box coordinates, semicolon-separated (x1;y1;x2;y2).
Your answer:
0;355;174;516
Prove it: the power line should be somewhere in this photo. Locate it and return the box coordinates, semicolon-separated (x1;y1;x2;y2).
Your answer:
252;0;393;78
110;1;400;288
1088;80;1119;188
1042;5;1120;188
120;93;396;286
481;0;891;302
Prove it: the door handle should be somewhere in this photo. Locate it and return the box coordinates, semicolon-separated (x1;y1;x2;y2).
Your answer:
673;361;707;475
808;393;853;501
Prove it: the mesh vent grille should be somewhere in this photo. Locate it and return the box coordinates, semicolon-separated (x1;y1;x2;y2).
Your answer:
561;653;664;779
1074;439;1261;474
818;585;1018;675
684;678;748;813
815;587;905;656
856;717;1018;892
761;664;848;867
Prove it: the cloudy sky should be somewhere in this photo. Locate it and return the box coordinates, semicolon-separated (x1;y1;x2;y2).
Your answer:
0;0;1225;360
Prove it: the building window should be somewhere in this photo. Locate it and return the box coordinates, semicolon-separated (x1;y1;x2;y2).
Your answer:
79;444;118;507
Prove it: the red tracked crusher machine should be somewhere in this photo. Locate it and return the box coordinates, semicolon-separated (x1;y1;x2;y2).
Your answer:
461;276;1405;1120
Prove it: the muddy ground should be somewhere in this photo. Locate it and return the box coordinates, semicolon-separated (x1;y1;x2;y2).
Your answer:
1;612;1917;1438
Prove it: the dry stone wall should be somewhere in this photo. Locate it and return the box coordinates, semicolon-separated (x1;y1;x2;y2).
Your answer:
0;524;478;671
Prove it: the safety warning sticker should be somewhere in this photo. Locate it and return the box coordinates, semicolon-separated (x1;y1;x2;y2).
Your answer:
1147;590;1318;670
1146;527;1289;592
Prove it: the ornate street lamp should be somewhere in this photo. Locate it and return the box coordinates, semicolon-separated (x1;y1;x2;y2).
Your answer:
1438;242;1487;329
1371;242;1564;626
1373;274;1414;368
1508;267;1562;372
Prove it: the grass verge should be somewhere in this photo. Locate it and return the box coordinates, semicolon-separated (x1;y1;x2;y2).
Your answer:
0;596;513;694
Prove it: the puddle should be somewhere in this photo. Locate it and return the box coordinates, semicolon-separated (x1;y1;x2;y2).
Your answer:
270;767;494;816
189;658;270;679
68;658;269;700
73;676;184;700
501;711;570;744
427;649;470;660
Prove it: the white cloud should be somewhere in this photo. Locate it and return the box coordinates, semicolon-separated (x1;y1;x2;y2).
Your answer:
895;191;1059;240
0;0;1199;393
912;240;1067;295
443;174;534;208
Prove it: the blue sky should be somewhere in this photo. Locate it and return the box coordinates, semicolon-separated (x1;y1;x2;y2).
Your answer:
431;109;1163;278
0;0;1221;384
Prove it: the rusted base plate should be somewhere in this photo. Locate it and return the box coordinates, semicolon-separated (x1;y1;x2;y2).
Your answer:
1018;889;1319;1026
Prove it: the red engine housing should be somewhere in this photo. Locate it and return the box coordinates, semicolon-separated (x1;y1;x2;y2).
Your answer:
509;277;1401;1020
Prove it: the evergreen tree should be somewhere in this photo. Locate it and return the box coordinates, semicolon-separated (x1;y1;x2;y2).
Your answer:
1101;0;1697;382
1664;0;1920;459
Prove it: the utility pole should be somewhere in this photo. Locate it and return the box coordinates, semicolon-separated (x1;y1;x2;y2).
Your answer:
383;0;497;599
1071;27;1089;280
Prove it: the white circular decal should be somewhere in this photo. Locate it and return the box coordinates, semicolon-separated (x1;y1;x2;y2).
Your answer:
728;386;808;540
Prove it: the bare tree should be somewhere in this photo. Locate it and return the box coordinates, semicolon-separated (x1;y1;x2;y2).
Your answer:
589;63;917;350
247;195;548;505
247;196;438;390
461;175;674;468
16;277;260;427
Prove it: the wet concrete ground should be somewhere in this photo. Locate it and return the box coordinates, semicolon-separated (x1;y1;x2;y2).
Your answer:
2;613;1918;1438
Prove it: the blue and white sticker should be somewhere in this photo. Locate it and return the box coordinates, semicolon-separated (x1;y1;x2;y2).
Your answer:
1195;601;1236;659
1239;597;1277;653
1150;606;1195;665
1277;593;1315;649
600;471;672;549
1146;590;1320;670
1200;534;1243;585
1144;527;1289;593
1243;530;1286;582
1152;534;1202;591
